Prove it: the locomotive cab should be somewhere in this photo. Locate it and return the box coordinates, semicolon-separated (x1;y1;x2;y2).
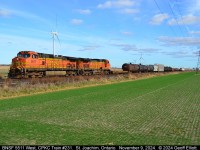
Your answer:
8;51;37;78
14;51;38;64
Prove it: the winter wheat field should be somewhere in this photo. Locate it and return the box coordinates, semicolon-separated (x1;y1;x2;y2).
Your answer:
0;72;199;145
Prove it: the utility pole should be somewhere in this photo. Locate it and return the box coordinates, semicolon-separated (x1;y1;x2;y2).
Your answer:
139;53;144;64
196;50;200;74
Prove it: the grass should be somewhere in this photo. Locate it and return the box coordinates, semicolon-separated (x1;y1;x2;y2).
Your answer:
0;65;10;79
0;72;199;145
0;72;172;99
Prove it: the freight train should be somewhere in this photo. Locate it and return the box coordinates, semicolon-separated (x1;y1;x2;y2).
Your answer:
122;63;173;73
8;51;111;78
8;51;180;78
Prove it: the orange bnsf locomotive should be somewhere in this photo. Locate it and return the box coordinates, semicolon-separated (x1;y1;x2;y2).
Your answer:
8;51;111;78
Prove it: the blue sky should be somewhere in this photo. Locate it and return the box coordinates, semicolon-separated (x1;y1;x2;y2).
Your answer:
0;0;200;68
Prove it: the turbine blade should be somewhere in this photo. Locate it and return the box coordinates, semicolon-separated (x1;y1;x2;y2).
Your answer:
56;34;61;46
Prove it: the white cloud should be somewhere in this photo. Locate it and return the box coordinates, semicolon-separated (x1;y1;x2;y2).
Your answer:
76;9;91;15
162;50;196;58
168;15;200;25
0;33;84;60
112;43;159;53
97;0;140;15
189;31;200;35
113;43;137;51
70;19;83;25
0;34;52;51
97;0;135;9
119;8;139;14
121;31;132;36
0;9;12;17
16;10;46;22
150;13;169;25
158;36;200;46
187;0;200;15
79;45;101;51
0;8;48;23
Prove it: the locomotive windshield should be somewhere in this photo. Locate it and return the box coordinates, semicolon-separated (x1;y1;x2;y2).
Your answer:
17;53;30;58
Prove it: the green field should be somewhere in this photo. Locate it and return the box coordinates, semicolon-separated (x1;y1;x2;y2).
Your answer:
0;72;199;145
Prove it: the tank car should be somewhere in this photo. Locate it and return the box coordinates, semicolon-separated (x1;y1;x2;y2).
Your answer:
164;66;172;72
147;65;154;72
139;64;148;72
122;63;140;72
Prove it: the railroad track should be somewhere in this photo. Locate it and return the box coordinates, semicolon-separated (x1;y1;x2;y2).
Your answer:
0;79;18;87
0;73;128;87
0;72;171;88
0;82;4;87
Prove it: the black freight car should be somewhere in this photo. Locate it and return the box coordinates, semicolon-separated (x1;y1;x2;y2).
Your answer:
122;63;140;72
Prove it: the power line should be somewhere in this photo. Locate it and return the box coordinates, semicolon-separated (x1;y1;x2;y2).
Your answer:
153;0;178;37
167;0;186;37
174;0;198;53
153;0;163;14
173;0;192;37
174;0;190;36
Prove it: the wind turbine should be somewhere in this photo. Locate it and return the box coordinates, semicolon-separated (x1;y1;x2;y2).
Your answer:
51;31;60;57
51;15;61;57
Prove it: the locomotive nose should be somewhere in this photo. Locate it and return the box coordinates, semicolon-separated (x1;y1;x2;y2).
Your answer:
12;57;26;68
